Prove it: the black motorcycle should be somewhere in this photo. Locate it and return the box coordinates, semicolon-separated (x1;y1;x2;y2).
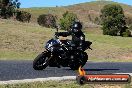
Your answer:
33;29;92;70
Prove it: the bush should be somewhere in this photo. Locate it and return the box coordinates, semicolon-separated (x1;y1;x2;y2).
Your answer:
37;14;56;28
122;30;131;37
94;17;101;25
129;24;132;31
59;11;78;30
16;10;31;23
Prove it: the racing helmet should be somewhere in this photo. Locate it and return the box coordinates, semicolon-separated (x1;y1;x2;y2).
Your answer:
71;21;82;33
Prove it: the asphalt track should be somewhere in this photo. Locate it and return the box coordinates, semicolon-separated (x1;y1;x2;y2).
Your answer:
0;60;132;82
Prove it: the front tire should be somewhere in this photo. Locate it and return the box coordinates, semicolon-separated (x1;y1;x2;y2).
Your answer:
33;52;51;70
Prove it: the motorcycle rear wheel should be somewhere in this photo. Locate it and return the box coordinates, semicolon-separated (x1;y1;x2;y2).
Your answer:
33;52;51;70
69;52;88;70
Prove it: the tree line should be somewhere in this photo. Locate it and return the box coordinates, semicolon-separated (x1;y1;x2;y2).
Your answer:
37;3;131;37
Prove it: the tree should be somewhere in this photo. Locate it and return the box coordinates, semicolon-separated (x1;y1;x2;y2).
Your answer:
100;4;127;36
59;11;78;30
37;14;57;28
0;0;21;18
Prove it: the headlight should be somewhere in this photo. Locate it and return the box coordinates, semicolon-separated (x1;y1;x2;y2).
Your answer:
56;39;62;44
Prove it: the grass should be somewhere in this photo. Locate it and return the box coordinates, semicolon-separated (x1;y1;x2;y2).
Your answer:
88;35;132;62
0;80;132;88
0;19;132;61
84;28;132;62
0;19;55;60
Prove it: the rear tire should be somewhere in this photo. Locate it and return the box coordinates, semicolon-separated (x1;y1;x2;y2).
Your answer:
33;52;51;70
69;63;81;70
69;52;88;70
76;76;87;85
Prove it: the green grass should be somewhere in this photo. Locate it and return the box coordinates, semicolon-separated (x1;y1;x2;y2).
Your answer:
0;19;55;60
86;33;132;62
0;19;132;61
0;80;132;88
0;51;36;60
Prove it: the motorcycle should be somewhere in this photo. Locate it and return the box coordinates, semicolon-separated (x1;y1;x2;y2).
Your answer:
33;28;92;70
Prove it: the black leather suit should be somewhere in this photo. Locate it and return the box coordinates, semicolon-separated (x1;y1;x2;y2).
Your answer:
55;29;85;48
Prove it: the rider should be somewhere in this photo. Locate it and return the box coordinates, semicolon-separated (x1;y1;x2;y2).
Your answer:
55;21;85;49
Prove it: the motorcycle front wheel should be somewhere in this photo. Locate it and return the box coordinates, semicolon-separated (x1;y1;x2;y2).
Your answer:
33;52;51;70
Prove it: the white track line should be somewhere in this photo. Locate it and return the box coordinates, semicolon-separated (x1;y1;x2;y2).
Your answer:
0;76;76;85
0;73;132;85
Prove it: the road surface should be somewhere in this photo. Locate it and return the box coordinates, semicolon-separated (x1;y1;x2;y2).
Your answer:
0;60;132;81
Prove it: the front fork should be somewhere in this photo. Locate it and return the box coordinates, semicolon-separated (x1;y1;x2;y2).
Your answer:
42;52;53;66
47;52;61;68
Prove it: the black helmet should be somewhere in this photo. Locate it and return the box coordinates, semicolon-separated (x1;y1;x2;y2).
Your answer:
71;22;82;33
